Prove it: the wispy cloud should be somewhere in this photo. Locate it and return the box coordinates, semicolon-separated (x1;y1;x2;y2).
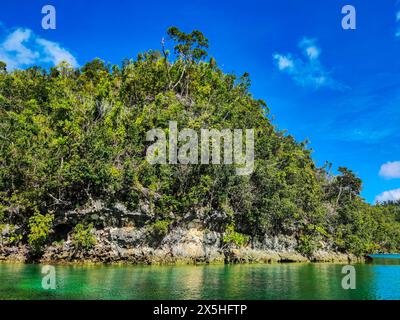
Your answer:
375;188;400;203
396;10;400;37
321;73;400;144
36;38;78;67
273;37;344;90
379;161;400;179
0;25;78;70
299;38;320;60
337;127;395;143
1;29;39;67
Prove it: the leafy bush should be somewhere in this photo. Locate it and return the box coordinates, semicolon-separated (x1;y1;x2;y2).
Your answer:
297;234;320;256
223;223;249;248
28;213;54;251
149;220;171;241
71;223;97;251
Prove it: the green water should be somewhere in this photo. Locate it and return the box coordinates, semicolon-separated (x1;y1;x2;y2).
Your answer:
1;261;400;299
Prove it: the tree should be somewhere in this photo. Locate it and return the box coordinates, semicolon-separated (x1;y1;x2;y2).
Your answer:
0;61;6;74
167;27;209;62
334;167;362;205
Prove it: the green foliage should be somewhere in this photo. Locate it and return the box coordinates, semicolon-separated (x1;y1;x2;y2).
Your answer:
71;223;97;251
27;213;54;251
297;234;319;256
0;61;6;73
167;27;209;61
223;223;249;248
149;220;171;240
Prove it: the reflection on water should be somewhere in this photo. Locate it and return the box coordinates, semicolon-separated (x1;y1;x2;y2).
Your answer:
1;258;400;299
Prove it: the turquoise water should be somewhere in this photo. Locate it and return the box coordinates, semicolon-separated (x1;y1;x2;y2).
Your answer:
369;254;400;259
1;259;400;299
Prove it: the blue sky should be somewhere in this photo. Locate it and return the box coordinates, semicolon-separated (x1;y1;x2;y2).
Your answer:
1;0;400;203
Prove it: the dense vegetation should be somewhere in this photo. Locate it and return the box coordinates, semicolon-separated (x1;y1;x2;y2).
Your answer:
0;27;399;257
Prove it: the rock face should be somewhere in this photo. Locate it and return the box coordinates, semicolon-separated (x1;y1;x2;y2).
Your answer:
0;245;29;262
310;250;364;263
39;227;226;264
54;200;152;229
0;202;366;264
110;227;146;248
32;226;364;264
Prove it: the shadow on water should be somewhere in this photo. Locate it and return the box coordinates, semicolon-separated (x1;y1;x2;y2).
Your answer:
368;254;400;265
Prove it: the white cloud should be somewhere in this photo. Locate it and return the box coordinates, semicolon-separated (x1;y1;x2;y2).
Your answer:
36;38;78;67
299;37;320;60
0;26;78;70
379;161;400;179
274;54;294;71
396;11;400;37
375;188;400;203
2;29;39;67
273;37;344;90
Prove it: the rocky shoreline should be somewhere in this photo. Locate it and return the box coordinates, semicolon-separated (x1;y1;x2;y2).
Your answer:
0;200;367;265
0;226;365;265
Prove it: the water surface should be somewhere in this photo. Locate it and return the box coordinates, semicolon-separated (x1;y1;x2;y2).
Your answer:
1;259;400;299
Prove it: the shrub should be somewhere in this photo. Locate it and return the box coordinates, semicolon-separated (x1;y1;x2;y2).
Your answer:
28;213;54;251
297;234;319;256
71;223;97;251
223;223;249;248
149;220;171;241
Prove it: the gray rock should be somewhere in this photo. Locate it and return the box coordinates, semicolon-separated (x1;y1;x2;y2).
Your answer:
109;227;146;248
254;234;298;252
54;200;152;228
